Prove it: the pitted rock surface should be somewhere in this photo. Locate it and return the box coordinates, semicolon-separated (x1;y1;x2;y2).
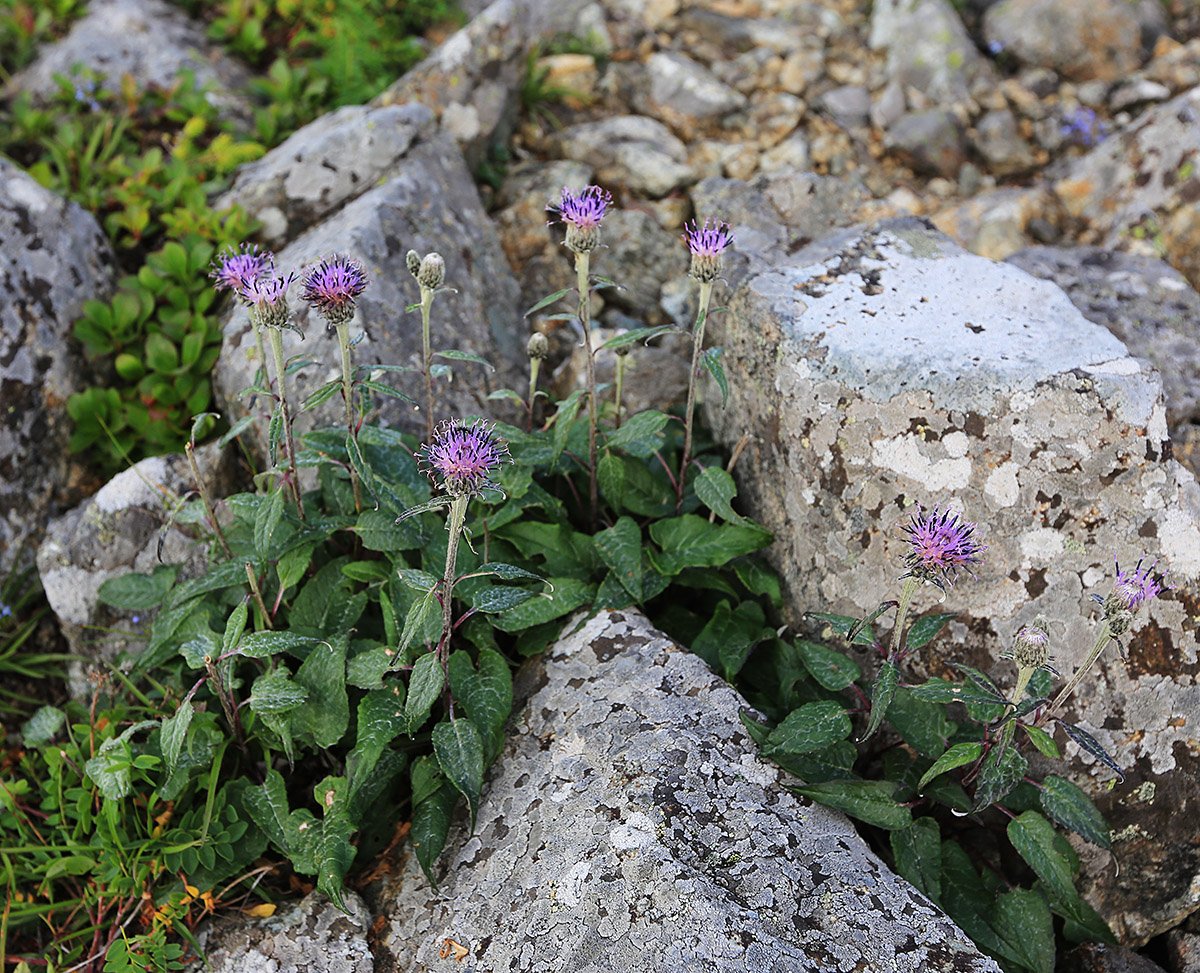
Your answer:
376;610;1001;973
214;128;524;442
0;159;117;571
6;0;254;126
212;104;435;248
194;891;373;973
702;217;1200;943
36;443;234;692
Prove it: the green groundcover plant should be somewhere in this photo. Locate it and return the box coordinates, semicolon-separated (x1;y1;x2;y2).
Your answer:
1;187;1170;973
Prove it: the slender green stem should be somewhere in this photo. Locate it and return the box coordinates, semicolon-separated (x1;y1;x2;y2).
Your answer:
334;320;362;512
575;252;598;526
614;353;626;430
184;441;232;558
265;326;305;520
890;576;920;657
421;287;435;444
245;562;273;630
1037;625;1113;725
677;280;713;512
254;323;269;392
527;356;541;432
439;496;470;661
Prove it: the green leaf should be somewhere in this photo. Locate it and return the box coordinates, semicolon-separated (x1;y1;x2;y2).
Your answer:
434;349;494;370
993;887;1055;973
789;779;911;830
915;743;982;793
890;817;942;903
593;516;642;600
907;677;1007;706
447;649;513;763
347;688;407;801
597;451;626;512
398;585;440;658
947;662;1005;700
886;689;953;759
862;658;899;741
221;600;249;657
291;639;349;748
905;612;957;651
551;388;586;466
237;631;321;659
316;803;355;911
254;486;286;560
732;557;782;608
648;515;772;576
939;841;1024;966
491;578;594;633
160;702;194;773
524;287;574;316
694;467;744;523
474;562;546;582
767;740;858;784
411;782;457;887
691;600;768;680
433;718;485;828
97;566;178;610
701;346;728;406
398;568;440;591
346;645;393;690
1020;723;1061;759
357;509;422;552
766;701;852;757
1039;776;1111;850
972;746;1027;811
1058;720;1125;782
604;410;669;453
466;586;536;613
1007;811;1079;908
806;611;877;647
598;325;674;350
249;669;309;713
22;706;66;747
405;651;445;734
794;639;861;691
145;332;179;372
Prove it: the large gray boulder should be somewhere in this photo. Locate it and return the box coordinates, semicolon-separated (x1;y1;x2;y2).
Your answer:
702;217;1200;944
0;159;117;571
213;122;525;441
375;610;1002;972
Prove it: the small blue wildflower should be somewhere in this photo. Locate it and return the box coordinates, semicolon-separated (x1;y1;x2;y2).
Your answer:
899;505;986;589
1062;106;1107;148
0;603;11;618
987;39;1004;56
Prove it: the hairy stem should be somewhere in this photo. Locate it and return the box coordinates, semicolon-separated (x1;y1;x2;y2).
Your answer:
421;286;436;444
334;319;362;512
245;562;273;630
439;495;470;662
890;576;920;658
1037;625;1113;725
677;280;713;512
575;251;598;526
265;326;305;521
527;355;541;433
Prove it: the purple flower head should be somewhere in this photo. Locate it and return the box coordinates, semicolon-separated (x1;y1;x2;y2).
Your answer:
899;505;986;589
548;185;613;254
420;419;511;499
243;271;296;330
302;255;369;329
1108;557;1169;614
1011;617;1050;671
684;219;734;283
211;243;274;301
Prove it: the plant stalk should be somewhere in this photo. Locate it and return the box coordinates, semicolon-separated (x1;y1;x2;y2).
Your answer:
677;280;713;512
439;495;470;662
265;326;305;521
334;319;362;512
575;251;598;526
614;353;626;430
891;576;920;657
527;356;541;433
420;286;436;444
1037;624;1113;725
184;441;232;558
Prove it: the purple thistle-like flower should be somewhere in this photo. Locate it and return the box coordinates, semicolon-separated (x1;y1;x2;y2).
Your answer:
243;272;296;330
302;255;369;328
683;219;734;283
548;185;613;254
211;243;274;301
1109;557;1169;613
899;505;986;588
420;419;511;498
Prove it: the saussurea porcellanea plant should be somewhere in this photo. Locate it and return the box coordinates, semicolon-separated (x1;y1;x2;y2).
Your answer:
5;187;1175;973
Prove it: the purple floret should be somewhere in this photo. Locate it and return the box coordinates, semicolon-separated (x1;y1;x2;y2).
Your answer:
900;505;986;587
420;419;511;498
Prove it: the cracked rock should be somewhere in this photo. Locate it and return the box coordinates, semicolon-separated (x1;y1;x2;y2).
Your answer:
375;610;1002;972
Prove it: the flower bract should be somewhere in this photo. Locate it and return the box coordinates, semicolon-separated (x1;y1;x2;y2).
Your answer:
899;505;985;588
420;420;511;498
549;185;613;254
683;219;733;283
244;272;296;330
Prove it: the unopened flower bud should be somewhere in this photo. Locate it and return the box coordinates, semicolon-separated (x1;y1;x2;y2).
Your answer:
527;332;550;360
417;253;445;290
1012;615;1050;670
406;250;421;277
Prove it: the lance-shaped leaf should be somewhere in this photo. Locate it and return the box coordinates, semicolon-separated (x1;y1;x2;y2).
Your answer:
918;742;983;792
862;658;899;741
433;718;485;829
1039;775;1111;850
766;701;852;757
1057;719;1125;782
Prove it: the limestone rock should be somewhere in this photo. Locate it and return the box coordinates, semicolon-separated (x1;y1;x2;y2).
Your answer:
1006;246;1200;427
375;610;1002;972
885;110;968;179
1061;942;1172;973
212;104;435;248
1054;84;1200;290
869;0;995;108
817;85;871;130
702;217;1200;945
983;0;1144;82
0;159;117;571
6;0;254;126
35;443;234;691
213;129;525;442
555;115;697;198
972;109;1038;177
1166;929;1200;973
932;186;1062;261
374;0;594;167
596;209;689;321
635;51;748;136
195;891;373;972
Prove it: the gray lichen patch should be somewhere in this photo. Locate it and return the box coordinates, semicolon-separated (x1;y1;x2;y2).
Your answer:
376;610;1001;973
